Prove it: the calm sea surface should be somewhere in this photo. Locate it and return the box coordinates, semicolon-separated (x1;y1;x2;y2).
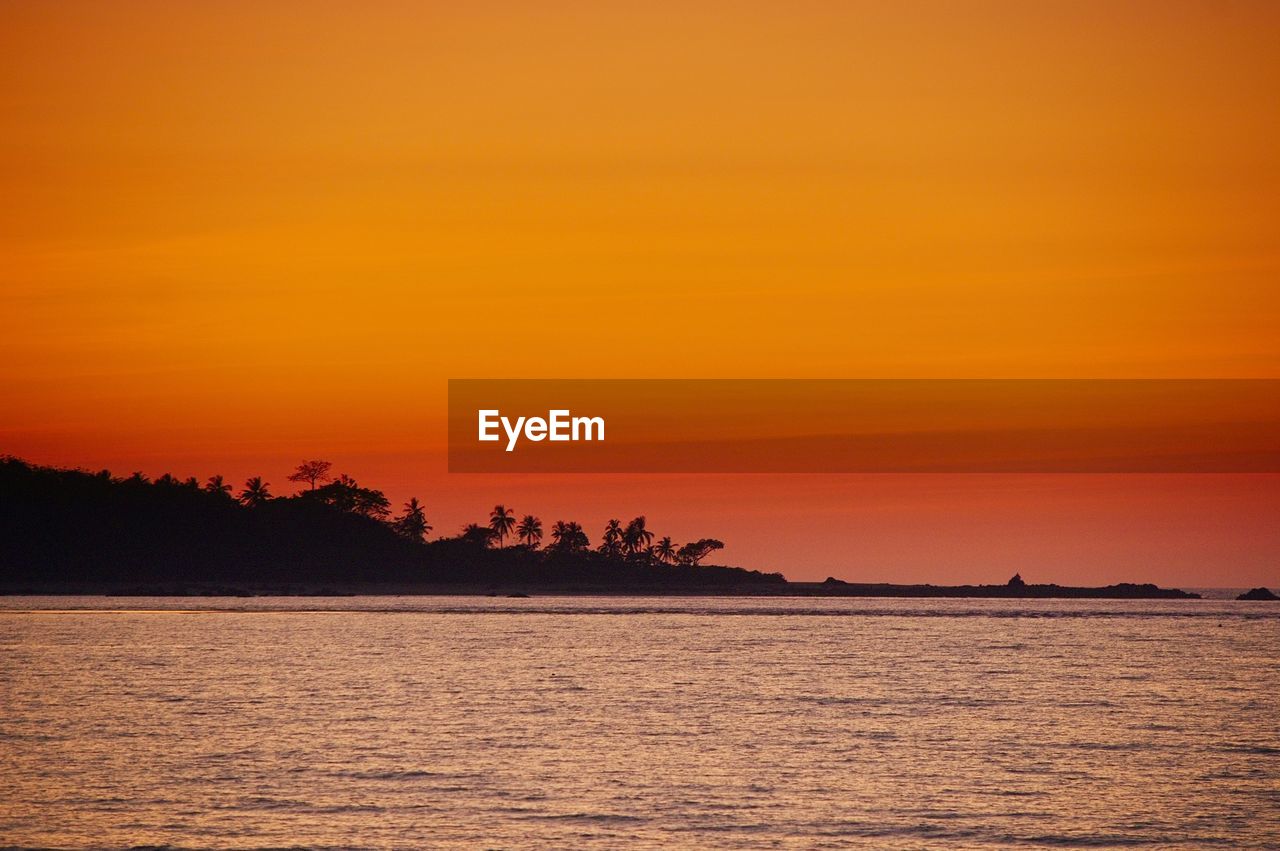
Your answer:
1;596;1277;849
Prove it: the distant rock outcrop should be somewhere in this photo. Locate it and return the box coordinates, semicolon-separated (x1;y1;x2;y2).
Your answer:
1007;573;1026;587
1236;587;1279;601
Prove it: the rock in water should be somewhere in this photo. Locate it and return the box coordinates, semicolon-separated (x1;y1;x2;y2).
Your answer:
1236;587;1280;601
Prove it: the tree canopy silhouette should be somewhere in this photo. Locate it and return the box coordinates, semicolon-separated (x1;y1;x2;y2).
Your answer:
551;520;590;553
516;514;543;549
623;516;654;556
600;518;623;556
305;474;390;519
204;475;232;497
460;522;497;548
489;504;516;548
677;538;724;566
239;477;272;507
393;498;431;542
287;460;333;491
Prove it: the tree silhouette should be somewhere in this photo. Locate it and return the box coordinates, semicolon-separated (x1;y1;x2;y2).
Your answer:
311;474;360;512
550;520;589;552
623;516;654;556
393;497;431;542
354;488;391;520
287;460;333;491
676;538;724;566
238;476;272;507
307;474;390;519
460;523;496;548
516;514;543;549
204;474;232;496
653;536;677;564
600;518;623;556
489;504;516;548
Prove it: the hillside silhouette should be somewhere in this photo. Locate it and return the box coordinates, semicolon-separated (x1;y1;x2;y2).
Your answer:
0;456;1204;598
0;457;784;593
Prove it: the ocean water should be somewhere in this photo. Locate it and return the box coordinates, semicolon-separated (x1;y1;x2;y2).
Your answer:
1;596;1277;849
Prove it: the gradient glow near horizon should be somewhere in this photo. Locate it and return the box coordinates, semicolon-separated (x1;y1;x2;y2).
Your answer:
2;1;1278;586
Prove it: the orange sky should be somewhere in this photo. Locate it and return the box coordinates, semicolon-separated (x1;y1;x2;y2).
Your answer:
2;1;1278;586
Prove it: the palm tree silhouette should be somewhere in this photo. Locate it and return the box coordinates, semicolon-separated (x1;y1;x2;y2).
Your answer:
653;536;677;564
238;477;271;507
516;514;543;548
550;520;570;547
550;520;588;552
565;521;587;551
601;518;623;556
394;497;432;541
204;475;232;497
489;504;517;548
623;516;654;556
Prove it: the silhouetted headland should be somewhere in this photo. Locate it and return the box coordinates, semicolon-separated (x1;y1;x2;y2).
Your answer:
0;457;1199;598
811;575;1198;600
1236;587;1279;601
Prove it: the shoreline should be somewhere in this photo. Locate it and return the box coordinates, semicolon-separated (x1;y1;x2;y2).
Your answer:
0;580;1205;599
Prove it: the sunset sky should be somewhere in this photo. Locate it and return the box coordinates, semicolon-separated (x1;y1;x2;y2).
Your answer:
2;1;1278;585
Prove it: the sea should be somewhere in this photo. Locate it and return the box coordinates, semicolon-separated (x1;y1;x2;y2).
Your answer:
1;595;1277;849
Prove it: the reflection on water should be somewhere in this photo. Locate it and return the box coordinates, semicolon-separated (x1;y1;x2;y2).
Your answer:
1;596;1277;848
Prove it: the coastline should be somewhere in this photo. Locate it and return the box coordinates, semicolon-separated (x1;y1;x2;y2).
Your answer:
0;580;1204;599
